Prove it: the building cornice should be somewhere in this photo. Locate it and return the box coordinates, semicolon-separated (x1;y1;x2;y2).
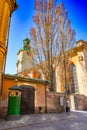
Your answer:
76;39;87;44
0;43;7;55
65;41;87;58
17;49;26;55
6;0;18;13
4;74;51;84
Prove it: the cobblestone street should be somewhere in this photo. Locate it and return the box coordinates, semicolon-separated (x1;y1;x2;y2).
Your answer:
0;111;87;130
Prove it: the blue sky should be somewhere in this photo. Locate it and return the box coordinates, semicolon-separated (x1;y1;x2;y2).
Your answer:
5;0;87;74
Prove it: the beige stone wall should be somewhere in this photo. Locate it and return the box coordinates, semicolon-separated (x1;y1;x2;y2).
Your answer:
56;43;87;97
17;51;23;73
56;66;64;93
22;51;34;70
67;48;87;96
77;49;87;96
17;51;34;73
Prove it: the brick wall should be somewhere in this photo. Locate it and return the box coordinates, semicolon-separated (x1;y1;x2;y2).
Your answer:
74;94;87;110
47;92;64;113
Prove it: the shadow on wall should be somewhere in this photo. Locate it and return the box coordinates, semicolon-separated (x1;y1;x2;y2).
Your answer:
75;94;87;111
47;92;65;113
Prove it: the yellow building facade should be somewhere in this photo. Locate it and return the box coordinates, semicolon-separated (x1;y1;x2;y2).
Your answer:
0;0;17;93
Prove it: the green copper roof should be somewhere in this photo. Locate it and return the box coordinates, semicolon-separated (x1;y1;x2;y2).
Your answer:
23;37;30;43
4;74;51;84
17;37;34;55
23;37;30;51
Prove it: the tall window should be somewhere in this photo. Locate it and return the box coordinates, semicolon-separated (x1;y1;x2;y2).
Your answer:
68;64;78;93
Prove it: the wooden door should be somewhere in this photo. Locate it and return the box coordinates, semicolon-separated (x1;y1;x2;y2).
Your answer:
20;86;35;114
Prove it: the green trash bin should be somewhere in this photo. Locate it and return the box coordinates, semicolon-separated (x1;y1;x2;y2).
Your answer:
6;86;21;120
8;95;21;115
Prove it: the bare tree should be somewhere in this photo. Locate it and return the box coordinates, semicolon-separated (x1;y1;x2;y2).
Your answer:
29;0;75;91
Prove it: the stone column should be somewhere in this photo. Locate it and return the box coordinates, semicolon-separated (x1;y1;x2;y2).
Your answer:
0;2;10;44
0;2;11;93
0;0;5;28
0;49;5;92
0;0;17;117
0;0;17;92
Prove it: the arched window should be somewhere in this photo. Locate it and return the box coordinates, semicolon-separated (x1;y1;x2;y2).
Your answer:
68;64;78;93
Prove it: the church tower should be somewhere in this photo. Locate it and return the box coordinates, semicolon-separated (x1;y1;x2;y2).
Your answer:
17;38;34;74
0;0;17;92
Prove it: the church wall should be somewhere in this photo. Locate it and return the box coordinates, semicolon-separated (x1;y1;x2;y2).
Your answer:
17;49;34;74
22;51;34;70
76;49;87;96
68;55;79;92
55;65;64;93
55;55;78;93
55;48;87;111
56;46;87;97
17;51;23;73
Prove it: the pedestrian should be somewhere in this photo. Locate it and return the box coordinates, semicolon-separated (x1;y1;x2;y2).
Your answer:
66;101;70;116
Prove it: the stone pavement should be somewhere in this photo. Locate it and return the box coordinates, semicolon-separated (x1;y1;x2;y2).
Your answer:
0;112;75;130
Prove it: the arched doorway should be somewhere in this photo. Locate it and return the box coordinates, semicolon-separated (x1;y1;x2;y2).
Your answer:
20;85;35;114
